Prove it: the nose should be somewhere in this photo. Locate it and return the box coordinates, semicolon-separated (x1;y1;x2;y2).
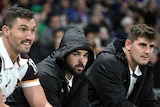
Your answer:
78;55;85;63
145;46;152;54
26;31;35;41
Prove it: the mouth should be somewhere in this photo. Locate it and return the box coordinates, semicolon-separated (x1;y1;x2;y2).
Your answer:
22;41;32;48
77;67;84;70
22;40;31;45
75;65;84;71
141;56;150;60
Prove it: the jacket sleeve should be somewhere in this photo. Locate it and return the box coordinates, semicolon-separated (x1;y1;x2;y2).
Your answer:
87;57;137;107
38;70;61;107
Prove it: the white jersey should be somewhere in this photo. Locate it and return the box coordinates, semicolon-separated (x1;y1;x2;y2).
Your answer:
0;38;40;101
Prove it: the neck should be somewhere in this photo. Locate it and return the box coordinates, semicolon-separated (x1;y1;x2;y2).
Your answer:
65;73;73;80
2;36;19;63
123;47;137;71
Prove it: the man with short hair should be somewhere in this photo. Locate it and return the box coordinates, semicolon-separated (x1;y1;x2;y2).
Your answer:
0;6;52;107
87;24;160;107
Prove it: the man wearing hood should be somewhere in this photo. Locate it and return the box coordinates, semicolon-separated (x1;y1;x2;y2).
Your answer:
37;27;94;107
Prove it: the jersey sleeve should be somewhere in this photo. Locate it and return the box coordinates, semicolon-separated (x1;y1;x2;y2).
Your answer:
21;58;40;88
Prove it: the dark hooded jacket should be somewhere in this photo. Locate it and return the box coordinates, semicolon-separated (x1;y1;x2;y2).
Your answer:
86;39;160;107
37;27;94;107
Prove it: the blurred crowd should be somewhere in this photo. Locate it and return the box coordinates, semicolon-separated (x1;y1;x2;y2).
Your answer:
0;0;160;87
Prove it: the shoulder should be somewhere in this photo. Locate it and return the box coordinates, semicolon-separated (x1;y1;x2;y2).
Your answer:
27;58;38;74
95;51;119;66
37;56;60;77
21;54;37;71
20;54;38;76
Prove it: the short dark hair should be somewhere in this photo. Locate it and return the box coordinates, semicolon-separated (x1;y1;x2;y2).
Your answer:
128;24;156;42
2;6;34;28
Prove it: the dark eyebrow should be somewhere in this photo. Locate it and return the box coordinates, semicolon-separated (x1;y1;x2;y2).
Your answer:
139;43;147;45
19;25;27;27
19;25;36;29
139;42;155;47
74;50;89;54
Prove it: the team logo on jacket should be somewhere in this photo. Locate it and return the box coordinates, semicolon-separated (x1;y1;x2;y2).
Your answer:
28;58;38;75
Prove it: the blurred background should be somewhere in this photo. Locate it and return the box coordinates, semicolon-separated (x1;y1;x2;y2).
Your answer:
0;0;160;89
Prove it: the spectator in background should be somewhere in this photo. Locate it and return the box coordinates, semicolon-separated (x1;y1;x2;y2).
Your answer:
86;24;160;107
0;0;11;23
12;0;31;9
29;0;57;64
149;48;159;65
150;34;160;100
84;24;101;56
114;15;134;39
140;0;158;27
52;28;65;50
108;0;130;31
98;25;111;47
51;0;73;21
90;2;113;31
151;35;160;89
32;13;63;63
84;5;110;55
70;0;89;29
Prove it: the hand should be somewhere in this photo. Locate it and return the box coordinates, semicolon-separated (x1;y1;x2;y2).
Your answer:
0;89;10;107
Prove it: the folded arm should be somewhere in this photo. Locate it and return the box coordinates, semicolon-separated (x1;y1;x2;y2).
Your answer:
23;85;53;107
0;89;10;107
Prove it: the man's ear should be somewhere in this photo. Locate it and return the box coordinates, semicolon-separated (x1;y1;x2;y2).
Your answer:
125;39;131;51
2;25;9;37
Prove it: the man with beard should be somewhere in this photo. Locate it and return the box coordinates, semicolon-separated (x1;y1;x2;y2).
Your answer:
36;27;94;107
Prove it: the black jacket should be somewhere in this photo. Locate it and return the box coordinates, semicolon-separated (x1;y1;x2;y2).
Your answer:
86;39;160;107
37;27;94;107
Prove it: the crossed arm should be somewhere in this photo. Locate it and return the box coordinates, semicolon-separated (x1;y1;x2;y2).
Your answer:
23;85;53;107
0;89;9;107
0;85;53;107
